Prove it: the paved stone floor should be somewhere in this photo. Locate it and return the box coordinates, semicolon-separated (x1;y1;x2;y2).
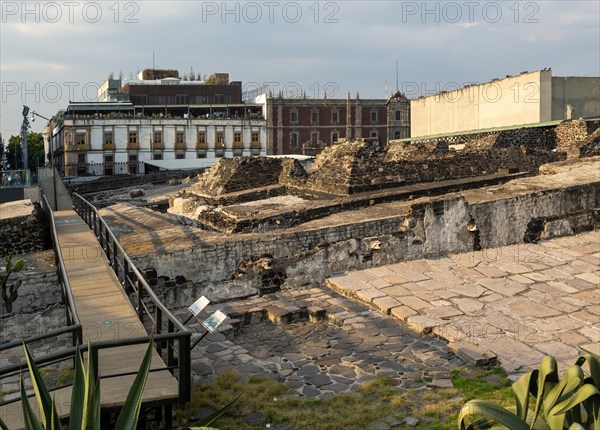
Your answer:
327;230;599;373
179;286;476;398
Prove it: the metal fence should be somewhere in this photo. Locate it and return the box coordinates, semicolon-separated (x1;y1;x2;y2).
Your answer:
72;192;192;407
0;170;35;187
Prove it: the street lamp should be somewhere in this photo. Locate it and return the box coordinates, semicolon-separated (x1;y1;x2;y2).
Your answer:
31;111;58;210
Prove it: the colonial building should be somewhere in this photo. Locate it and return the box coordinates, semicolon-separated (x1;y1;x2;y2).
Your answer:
46;70;267;176
259;91;410;155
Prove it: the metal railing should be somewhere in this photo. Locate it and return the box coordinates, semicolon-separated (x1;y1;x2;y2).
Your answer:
72;192;191;403
40;195;83;345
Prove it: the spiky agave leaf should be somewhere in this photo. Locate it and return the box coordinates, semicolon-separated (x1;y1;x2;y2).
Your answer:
458;400;529;430
23;341;62;429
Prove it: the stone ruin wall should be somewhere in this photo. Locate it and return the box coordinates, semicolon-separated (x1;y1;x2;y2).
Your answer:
186;120;598;200
134;180;600;299
0;202;50;257
192;157;306;197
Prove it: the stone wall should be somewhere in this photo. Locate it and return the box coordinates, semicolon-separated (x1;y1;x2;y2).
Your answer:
1;250;62;316
192;157;305;196
130;159;599;290
67;169;202;194
554;119;600;158
0;201;50;257
305;138;560;196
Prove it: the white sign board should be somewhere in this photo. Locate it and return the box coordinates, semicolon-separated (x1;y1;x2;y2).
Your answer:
188;296;210;316
202;310;227;333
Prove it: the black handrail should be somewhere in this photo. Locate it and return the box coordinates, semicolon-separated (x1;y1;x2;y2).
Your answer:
0;331;191;405
40;195;83;346
72;193;188;334
0;325;82;352
71;192;191;403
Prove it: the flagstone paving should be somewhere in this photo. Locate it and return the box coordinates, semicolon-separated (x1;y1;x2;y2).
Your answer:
326;230;599;373
180;286;475;399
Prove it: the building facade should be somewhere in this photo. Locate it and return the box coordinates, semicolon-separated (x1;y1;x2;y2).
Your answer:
47;71;267;176
260;91;410;155
410;69;600;138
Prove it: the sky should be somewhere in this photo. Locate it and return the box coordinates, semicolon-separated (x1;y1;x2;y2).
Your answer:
1;0;599;141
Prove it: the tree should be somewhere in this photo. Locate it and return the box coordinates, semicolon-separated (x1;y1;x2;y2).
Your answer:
7;132;45;171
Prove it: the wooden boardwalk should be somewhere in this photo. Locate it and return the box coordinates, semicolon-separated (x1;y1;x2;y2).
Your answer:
1;210;179;429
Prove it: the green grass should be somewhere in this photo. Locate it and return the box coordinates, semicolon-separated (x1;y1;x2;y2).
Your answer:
175;367;515;430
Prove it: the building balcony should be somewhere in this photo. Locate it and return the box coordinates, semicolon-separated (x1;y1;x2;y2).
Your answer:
128;143;139;150
103;143;114;150
65;143;91;151
153;142;164;150
232;141;243;149
175;142;186;150
250;141;261;149
196;143;207;150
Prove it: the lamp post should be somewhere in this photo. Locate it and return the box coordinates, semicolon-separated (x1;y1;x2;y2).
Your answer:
21;105;30;171
31;111;57;210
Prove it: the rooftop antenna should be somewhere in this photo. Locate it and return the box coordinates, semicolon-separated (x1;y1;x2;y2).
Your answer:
396;59;399;92
153;51;155;69
384;80;388;99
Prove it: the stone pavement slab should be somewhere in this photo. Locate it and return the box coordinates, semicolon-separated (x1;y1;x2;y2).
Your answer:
327;230;600;374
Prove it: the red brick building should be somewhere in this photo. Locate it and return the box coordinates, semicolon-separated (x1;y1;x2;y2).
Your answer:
265;91;410;155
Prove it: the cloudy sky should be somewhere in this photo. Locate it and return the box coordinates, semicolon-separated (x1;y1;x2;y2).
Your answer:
1;0;599;141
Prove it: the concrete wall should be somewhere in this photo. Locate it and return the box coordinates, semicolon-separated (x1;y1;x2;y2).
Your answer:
551;77;600;120
411;70;552;137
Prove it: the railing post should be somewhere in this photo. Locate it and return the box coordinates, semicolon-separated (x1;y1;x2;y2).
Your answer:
167;320;175;368
91;345;100;383
156;307;163;356
178;334;191;403
137;279;144;322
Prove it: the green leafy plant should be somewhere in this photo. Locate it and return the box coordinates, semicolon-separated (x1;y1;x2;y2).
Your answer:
0;335;237;430
1;252;24;313
458;353;600;430
0;337;153;430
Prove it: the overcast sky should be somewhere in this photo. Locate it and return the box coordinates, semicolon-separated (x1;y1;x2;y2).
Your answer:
1;0;599;141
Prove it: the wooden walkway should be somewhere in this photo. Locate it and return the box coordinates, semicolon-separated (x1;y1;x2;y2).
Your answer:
1;210;179;429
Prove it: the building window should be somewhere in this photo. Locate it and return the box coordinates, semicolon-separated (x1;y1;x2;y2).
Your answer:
290;109;298;123
402;110;409;125
370;131;378;138
331;132;339;144
197;151;207;158
152;131;163;149
216;132;224;148
234;132;242;147
176;153;185;159
311;132;319;145
371;109;378;123
104;155;113;175
197;131;206;149
311;109;319;124
78;153;86;164
394;131;401;139
290;132;298;149
153;153;163;160
103;131;113;148
331;109;339;124
76;132;86;147
251;132;259;146
128;131;138;146
176;131;185;144
395;110;401;121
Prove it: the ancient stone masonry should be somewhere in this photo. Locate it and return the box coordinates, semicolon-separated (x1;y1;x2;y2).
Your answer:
0;200;50;257
555;119;600;158
191;157;306;196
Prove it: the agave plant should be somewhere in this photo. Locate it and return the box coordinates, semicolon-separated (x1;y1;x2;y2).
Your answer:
0;335;237;430
458;353;600;430
0;336;154;430
1;252;25;314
